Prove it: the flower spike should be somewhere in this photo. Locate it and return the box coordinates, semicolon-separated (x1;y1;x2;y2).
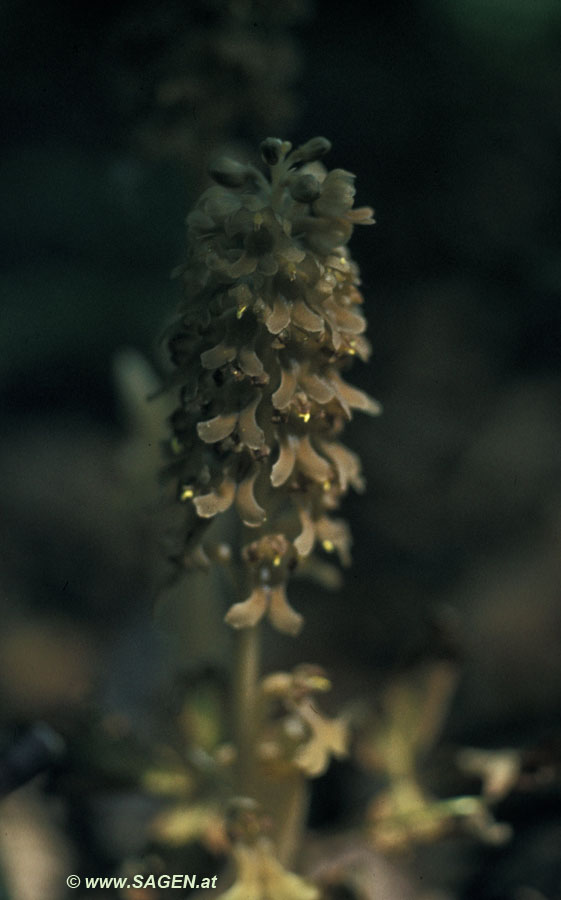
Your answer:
164;137;378;633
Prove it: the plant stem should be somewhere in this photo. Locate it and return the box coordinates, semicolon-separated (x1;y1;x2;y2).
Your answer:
232;624;260;795
275;773;308;867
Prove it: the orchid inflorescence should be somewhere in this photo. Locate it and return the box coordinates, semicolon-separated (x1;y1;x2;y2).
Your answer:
164;136;378;636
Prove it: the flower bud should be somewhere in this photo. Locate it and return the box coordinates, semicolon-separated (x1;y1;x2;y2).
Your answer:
208;156;250;188
293;136;332;163
289;173;321;203
260;137;285;166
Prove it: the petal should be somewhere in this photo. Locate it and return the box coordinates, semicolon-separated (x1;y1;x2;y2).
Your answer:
235;468;267;527
318;440;364;492
332;305;366;335
272;362;298;409
265;295;291;334
268;586;303;636
294;720;348;776
238;395;265;450
294;697;348;776
315;516;352;566
193;477;236;518
238;347;267;381
320;716;348;757
270;435;297;487
327;323;343;352
291;300;324;333
197;411;238;443
346;205;375;224
313;169;356;217
228;252;258;277
281;244;306;264
294;736;330;777
305;217;353;254
296;436;332;483
224;587;268;629
348;335;371;361
300;373;335;405
329;372;382;419
200;342;236;369
293;507;315;558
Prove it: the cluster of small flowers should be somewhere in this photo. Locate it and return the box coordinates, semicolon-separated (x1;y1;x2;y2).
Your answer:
164;137;379;634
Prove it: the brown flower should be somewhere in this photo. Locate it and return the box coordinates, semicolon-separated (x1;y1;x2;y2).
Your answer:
262;665;349;777
164;138;378;633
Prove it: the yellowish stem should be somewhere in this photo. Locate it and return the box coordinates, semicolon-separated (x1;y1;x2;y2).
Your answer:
275;773;308;867
232;625;260;795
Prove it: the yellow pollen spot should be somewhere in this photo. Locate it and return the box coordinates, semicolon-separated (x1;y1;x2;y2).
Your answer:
253;212;263;229
272;554;282;567
307;675;331;692
170;436;183;455
180;486;194;501
322;480;331;492
339;257;346;265
322;539;335;553
237;304;248;319
298;410;311;423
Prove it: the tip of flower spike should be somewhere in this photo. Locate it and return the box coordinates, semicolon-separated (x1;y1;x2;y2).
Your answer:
165;134;379;623
260;138;291;166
